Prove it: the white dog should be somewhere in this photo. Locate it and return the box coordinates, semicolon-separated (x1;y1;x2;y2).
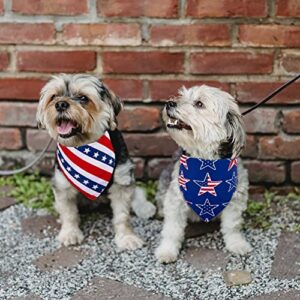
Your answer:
155;85;252;263
37;74;155;250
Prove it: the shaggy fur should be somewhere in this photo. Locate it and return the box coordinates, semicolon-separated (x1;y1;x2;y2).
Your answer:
37;74;155;250
155;85;252;263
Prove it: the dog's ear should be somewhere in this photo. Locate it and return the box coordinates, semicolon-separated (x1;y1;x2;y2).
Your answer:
219;105;245;158
101;84;123;130
36;91;46;129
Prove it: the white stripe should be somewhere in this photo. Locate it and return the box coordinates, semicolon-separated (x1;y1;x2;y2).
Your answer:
89;142;115;158
57;157;99;198
71;147;114;173
58;145;109;187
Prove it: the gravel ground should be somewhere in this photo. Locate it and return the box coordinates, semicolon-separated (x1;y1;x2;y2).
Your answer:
0;204;299;300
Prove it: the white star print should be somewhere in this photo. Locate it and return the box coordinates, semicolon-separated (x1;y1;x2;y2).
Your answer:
83;180;89;185
102;155;107;162
109;159;113;165
66;167;71;172
61;159;64;163
74;174;80;179
226;172;238;192
93;184;98;190
93;152;99;158
196;199;219;217
199;159;217;171
84;148;90;154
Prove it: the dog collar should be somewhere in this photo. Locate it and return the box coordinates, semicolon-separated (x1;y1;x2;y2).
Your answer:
56;131;116;200
179;154;238;222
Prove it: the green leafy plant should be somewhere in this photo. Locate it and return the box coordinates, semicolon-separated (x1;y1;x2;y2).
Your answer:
0;173;55;213
137;180;158;203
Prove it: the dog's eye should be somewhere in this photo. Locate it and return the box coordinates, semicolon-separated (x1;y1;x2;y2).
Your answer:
50;95;56;101
78;95;88;102
194;100;204;108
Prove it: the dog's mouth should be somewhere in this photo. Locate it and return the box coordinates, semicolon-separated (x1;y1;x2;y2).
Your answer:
56;117;81;139
166;112;192;131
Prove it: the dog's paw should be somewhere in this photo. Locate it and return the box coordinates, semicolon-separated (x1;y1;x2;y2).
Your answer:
115;234;144;251
226;239;252;255
135;201;156;219
155;243;179;263
57;227;84;246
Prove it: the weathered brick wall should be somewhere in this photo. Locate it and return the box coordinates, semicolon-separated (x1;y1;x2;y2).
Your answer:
0;0;299;193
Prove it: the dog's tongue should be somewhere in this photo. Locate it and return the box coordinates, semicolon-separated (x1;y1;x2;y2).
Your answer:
57;121;75;135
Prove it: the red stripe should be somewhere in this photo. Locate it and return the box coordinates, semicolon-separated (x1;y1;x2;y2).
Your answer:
57;156;97;201
60;145;112;181
98;135;114;152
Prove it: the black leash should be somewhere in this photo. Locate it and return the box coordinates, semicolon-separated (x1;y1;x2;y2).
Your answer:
242;74;300;116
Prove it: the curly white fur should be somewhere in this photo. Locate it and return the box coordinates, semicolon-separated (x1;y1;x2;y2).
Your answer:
155;85;252;263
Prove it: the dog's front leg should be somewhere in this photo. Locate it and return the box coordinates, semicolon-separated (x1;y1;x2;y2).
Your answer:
155;179;189;263
109;183;144;250
53;168;84;246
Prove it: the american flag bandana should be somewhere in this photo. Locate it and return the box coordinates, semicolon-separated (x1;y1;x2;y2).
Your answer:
179;155;238;222
57;131;116;200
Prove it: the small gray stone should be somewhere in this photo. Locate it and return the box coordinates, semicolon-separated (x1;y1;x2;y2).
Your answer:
184;247;228;271
271;232;300;279
223;270;252;286
21;215;59;238
248;289;300;300
72;277;170;300
12;294;42;300
34;247;86;272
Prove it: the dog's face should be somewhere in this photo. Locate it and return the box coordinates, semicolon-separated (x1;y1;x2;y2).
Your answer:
37;74;122;147
163;85;245;157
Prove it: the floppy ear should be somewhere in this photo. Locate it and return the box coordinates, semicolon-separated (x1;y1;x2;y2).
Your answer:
36;91;46;129
101;84;123;130
219;103;245;158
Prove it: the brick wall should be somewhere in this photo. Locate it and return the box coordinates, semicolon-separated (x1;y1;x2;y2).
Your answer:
0;0;299;193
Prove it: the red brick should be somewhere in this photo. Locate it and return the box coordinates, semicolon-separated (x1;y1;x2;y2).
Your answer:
103;52;184;74
259;136;300;160
0;78;46;100
62;24;141;46
291;161;300;183
124;133;177;156
276;0;300;17
132;157;145;179
283;110;300;133
26;129;55;151
12;0;88;15
242;135;258;158
239;25;300;48
150;24;230;46
244;160;286;184
0;128;22;150
270;186;295;195
147;158;172;179
0;23;55;44
149;80;230;101
190;52;273;74
0;103;37;127
186;0;267;17
104;79;143;101
118;107;161;131
244;108;279;134
0;1;4;15
0;52;9;70
97;0;178;18
235;82;300;105
17;51;96;73
281;52;300;73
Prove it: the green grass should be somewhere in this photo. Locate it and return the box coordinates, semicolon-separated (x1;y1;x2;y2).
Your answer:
0;173;55;213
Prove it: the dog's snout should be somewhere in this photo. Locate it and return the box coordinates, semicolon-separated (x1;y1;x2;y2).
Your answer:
55;101;69;112
166;101;177;110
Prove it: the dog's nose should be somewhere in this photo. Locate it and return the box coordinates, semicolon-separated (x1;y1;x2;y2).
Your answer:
166;101;177;109
55;101;69;112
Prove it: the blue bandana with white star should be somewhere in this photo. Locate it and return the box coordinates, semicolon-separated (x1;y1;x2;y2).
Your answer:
179;154;238;222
